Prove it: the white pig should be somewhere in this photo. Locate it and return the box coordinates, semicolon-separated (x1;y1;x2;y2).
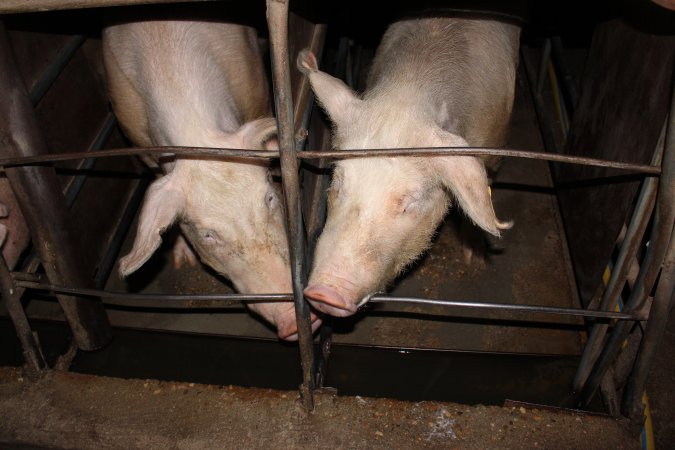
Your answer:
103;19;320;339
298;17;520;317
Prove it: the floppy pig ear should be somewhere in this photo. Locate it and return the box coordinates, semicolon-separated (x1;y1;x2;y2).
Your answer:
238;117;279;150
297;48;361;126
119;174;185;277
433;132;512;236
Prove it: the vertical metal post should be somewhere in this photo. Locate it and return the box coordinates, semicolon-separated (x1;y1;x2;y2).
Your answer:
266;0;315;410
572;131;662;392
577;79;675;408
621;87;675;420
621;226;674;422
0;21;111;351
0;251;45;373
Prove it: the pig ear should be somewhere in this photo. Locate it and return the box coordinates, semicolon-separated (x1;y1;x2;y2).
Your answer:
433;131;512;236
297;49;360;126
238;117;279;150
119;173;185;277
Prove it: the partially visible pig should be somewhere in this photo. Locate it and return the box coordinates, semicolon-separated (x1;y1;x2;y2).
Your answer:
0;186;30;269
103;19;320;339
298;17;520;317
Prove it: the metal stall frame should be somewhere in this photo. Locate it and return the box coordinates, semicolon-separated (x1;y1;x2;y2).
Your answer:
0;0;672;430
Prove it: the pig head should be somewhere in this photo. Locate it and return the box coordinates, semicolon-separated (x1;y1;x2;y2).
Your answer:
103;19;320;339
298;18;520;317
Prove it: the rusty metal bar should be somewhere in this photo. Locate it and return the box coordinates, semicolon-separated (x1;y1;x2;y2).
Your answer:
266;0;315;411
14;278;644;321
0;0;207;14
572;124;664;392
29;35;85;106
577;78;675;408
0;21;111;351
0;145;661;174
0;253;45;373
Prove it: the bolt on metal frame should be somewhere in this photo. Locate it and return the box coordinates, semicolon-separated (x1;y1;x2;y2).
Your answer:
0;0;671;424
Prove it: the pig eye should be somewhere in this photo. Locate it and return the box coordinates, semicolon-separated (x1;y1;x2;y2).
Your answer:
265;190;280;210
400;193;423;215
201;229;220;244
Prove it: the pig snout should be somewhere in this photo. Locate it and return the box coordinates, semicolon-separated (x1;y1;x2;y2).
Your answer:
304;277;370;317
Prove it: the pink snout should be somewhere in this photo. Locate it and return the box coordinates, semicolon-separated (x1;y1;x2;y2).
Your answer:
303;284;358;317
277;309;322;341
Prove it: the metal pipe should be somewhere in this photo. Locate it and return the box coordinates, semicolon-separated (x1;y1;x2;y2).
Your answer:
0;21;111;351
0;0;206;14
266;0;315;411
0;145;661;175
536;38;552;95
94;175;149;289
622;222;675;422
550;36;579;113
14;279;644;321
29;35;85;106
63;113;117;207
0;252;45;373
577;78;675;407
573;126;664;391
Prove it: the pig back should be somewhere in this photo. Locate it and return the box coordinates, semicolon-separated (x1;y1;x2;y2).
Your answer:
103;20;271;151
366;17;521;149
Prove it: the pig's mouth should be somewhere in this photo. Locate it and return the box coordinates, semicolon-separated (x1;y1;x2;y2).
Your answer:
276;311;322;341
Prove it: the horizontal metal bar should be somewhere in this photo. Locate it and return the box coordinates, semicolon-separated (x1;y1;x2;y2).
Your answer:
369;296;644;321
15;278;644;321
15;279;293;307
299;148;661;174
0;145;660;174
0;0;206;14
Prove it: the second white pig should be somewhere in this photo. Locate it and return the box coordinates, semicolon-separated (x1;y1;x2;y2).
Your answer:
298;17;520;317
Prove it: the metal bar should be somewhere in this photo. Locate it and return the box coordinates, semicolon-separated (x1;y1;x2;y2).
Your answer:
577;79;675;407
622;223;675;422
0;145;661;175
536;38;552;95
522;45;561;155
14;278;644;321
0;21;111;351
94;175;149;289
29;35;85;106
63;113;117;207
572;124;664;391
266;0;315;411
0;251;46;373
550;36;579;113
0;0;207;14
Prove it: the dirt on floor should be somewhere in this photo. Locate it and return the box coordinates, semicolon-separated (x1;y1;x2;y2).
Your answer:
0;366;637;450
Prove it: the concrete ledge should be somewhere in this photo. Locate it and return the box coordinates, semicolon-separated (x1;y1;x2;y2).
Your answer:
0;367;636;449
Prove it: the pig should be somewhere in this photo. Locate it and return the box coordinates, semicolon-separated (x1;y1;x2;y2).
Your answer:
298;17;520;317
103;18;321;339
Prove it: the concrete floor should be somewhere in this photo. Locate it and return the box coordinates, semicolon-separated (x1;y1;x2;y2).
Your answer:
0;367;638;449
